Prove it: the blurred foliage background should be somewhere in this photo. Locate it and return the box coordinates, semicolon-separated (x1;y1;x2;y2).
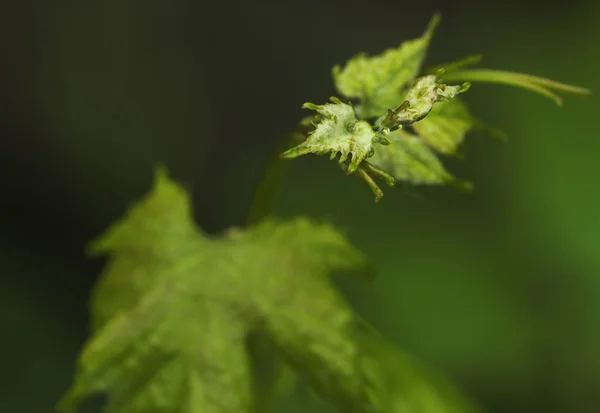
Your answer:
1;0;598;412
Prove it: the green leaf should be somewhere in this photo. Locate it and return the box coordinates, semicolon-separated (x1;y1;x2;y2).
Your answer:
269;314;483;413
348;320;482;413
58;168;371;413
367;129;472;190
59;169;482;413
280;97;389;173
332;14;440;118
59;277;254;413
247;332;298;413
88;166;206;331
411;97;474;155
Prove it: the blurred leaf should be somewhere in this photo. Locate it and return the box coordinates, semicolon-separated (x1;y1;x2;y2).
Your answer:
58;168;372;413
59;168;485;413
292;317;482;413
332;14;440;118
88;165;207;332
353;320;482;413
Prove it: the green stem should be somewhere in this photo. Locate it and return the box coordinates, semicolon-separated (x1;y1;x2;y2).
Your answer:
424;54;483;75
442;69;592;106
245;133;301;226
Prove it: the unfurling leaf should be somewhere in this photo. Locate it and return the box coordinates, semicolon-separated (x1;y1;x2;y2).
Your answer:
280;98;389;173
333;14;440;118
376;74;470;131
368;129;472;190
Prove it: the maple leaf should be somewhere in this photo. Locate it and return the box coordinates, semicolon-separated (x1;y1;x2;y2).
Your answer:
58;167;369;413
59;168;483;413
333;14;440;119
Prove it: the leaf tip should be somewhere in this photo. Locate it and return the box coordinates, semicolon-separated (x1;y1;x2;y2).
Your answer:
302;102;320;111
153;163;170;182
280;144;311;159
331;64;342;78
449;178;474;193
458;81;471;93
55;390;75;413
553;96;564;107
85;242;102;258
427;12;442;37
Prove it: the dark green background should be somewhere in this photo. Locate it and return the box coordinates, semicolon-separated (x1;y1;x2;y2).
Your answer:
1;1;598;412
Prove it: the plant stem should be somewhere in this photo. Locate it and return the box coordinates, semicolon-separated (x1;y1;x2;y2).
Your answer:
245;140;291;226
442;69;592;106
423;54;483;75
245;132;305;226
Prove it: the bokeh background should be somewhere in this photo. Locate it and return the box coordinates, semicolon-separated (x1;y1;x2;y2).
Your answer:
1;0;598;412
